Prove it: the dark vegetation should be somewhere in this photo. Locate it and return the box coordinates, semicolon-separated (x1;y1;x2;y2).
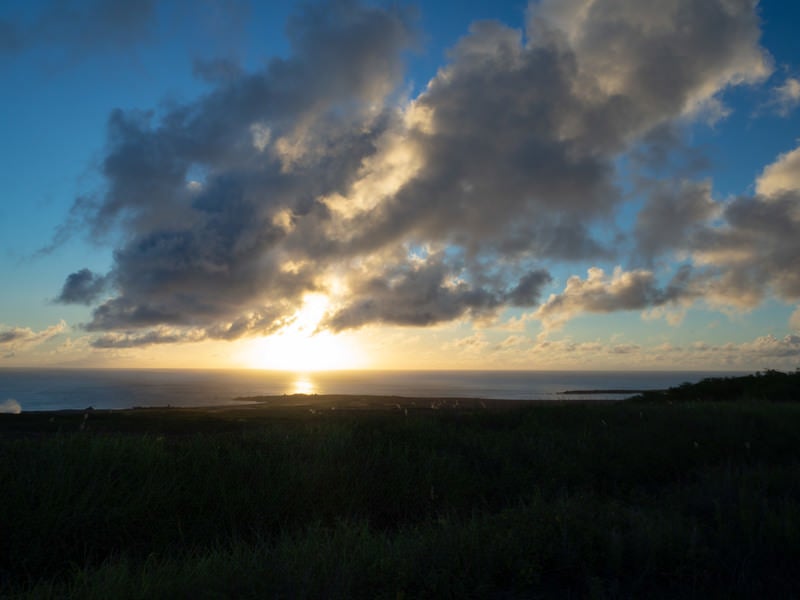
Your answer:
2;371;800;597
631;368;800;403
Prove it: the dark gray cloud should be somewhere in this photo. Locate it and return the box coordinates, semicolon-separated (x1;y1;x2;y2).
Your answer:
334;0;766;261
645;146;800;311
337;21;619;258
506;270;553;306
540;166;800;331
690;190;800;307
324;252;552;331
53;0;777;344
630;124;712;179
324;253;501;330
59;0;415;338
635;180;718;262
56;268;108;305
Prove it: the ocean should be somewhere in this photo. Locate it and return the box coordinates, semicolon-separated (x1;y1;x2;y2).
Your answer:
0;369;745;412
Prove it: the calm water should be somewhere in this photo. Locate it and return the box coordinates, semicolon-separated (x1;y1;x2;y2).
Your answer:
0;369;745;412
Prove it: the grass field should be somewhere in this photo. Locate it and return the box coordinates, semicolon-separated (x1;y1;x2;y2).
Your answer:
2;373;800;597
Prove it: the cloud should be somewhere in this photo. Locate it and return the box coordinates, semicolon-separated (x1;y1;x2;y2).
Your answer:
0;399;21;414
791;307;800;333
58;0;415;339
337;0;769;262
615;142;800;315
535;265;695;334
56;269;108;304
689;144;800;309
0;321;68;355
52;0;774;346
323;250;518;331
0;329;25;344
641;304;689;326
90;327;206;348
448;332;800;370
755;145;800;196
443;332;490;355
506;270;553;306
742;334;800;359
629;123;712;178
495;335;528;351
693;196;800;307
635;180;718;262
530;0;769;121
486;312;538;333
766;76;800;116
573;334;800;369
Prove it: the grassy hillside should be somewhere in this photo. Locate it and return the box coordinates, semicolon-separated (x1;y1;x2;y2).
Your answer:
2;381;800;597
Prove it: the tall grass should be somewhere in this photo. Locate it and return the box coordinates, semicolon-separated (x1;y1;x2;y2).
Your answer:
3;401;800;597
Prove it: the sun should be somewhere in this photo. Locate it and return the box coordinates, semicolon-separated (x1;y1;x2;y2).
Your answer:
240;294;365;371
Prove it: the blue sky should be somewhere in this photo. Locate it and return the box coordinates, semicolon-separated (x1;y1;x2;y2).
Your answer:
1;0;799;370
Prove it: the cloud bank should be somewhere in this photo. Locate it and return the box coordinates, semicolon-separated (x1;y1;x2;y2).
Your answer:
51;0;796;348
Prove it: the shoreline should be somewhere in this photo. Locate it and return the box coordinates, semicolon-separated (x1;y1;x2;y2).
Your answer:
232;393;625;410
4;393;624;415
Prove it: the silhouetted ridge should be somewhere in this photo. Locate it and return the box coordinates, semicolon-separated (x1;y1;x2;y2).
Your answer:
629;369;800;402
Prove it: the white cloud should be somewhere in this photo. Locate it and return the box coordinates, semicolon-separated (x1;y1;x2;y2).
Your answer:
756;145;800;196
642;305;688;326
443;332;490;355
0;399;22;414
484;312;537;332
791;306;800;333
0;321;68;357
768;77;800;116
249;122;272;152
514;334;800;370
535;266;691;335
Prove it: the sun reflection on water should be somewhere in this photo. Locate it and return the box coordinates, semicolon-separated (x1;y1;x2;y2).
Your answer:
292;376;316;395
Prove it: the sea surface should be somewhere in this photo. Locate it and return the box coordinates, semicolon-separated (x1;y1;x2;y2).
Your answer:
0;369;746;412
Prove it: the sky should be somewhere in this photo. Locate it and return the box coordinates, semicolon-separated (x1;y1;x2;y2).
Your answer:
1;0;800;372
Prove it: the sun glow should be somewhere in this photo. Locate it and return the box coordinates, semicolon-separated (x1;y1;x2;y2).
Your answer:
241;294;365;371
291;376;316;394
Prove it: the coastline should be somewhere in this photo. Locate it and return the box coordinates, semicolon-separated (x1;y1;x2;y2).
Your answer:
1;369;728;411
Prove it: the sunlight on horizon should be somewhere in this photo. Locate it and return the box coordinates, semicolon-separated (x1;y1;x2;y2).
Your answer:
239;294;366;371
291;376;316;394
